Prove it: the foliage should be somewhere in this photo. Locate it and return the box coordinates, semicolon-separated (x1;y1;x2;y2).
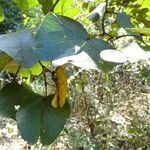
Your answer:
0;0;149;147
0;0;23;33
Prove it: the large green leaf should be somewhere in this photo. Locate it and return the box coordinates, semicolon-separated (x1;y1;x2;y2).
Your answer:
0;83;34;119
0;83;70;145
33;12;88;60
14;0;39;11
0;29;39;68
16;95;70;145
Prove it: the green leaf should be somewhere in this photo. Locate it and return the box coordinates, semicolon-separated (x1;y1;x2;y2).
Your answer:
6;61;51;77
88;12;100;22
14;0;39;11
0;29;39;68
0;83;34;119
41;96;70;145
138;0;150;7
116;13;139;36
116;13;134;29
0;83;70;145
0;5;4;22
136;18;150;28
16;95;70;145
38;0;53;14
53;0;80;17
34;12;88;60
127;28;150;36
16;95;43;144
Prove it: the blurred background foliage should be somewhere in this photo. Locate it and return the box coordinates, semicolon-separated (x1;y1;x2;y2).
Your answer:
0;0;149;149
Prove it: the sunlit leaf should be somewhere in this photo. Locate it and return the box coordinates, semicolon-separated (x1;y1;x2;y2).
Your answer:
53;0;80;18
100;49;127;63
100;43;150;63
127;28;150;36
0;5;4;22
14;0;39;11
0;29;39;68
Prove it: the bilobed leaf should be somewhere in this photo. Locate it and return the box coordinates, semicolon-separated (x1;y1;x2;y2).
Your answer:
16;94;70;145
14;0;39;11
0;29;39;68
33;12;88;60
0;5;4;22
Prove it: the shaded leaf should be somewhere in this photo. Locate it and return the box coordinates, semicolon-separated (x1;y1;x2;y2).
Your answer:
0;83;34;119
41;96;70;145
16;94;70;145
38;0;53;14
16;95;43;144
116;13;134;29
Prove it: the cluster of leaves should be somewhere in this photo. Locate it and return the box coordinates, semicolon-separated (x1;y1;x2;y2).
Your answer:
0;0;149;146
0;0;23;33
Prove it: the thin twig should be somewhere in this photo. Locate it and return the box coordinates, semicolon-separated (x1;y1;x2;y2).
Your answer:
50;0;60;11
12;66;21;82
107;34;141;42
101;0;109;35
39;61;47;96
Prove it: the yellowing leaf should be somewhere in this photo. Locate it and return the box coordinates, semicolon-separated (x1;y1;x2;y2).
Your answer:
51;93;58;108
51;65;68;108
